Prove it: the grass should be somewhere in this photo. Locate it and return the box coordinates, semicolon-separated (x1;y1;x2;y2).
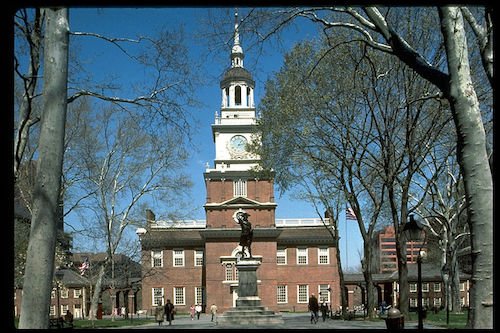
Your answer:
403;310;468;329
13;316;156;329
72;317;156;328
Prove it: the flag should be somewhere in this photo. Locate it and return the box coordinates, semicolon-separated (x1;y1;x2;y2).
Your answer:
346;207;357;220
79;257;90;275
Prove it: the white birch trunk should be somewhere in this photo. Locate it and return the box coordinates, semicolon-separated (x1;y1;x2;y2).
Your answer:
18;8;69;329
439;6;493;328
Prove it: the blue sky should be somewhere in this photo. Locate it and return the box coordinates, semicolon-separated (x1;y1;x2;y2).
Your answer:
66;7;363;270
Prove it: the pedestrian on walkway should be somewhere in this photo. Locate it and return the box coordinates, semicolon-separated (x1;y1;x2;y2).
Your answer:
155;305;165;326
320;302;328;322
210;303;218;322
195;304;202;320
308;293;319;324
165;299;175;325
190;304;195;320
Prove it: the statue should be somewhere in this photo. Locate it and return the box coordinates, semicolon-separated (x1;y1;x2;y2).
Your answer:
233;209;253;258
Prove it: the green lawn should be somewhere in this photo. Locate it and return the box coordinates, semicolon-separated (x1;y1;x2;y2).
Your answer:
404;310;468;329
13;317;156;329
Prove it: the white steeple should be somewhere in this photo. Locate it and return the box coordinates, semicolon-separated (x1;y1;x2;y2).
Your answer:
231;11;244;68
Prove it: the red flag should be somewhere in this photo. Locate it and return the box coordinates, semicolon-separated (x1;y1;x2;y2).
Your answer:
79;257;90;275
346;207;357;220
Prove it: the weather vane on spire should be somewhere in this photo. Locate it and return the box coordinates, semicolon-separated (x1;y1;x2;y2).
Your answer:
231;8;244;68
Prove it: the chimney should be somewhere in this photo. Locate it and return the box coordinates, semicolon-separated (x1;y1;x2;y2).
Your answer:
146;209;156;225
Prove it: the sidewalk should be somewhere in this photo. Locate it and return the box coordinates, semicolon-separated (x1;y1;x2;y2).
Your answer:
118;312;444;329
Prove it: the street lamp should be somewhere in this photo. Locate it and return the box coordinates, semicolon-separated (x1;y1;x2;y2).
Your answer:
402;214;426;330
55;270;65;324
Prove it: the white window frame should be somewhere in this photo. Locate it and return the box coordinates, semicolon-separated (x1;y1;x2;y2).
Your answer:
433;282;441;292
173;287;186;306
297;284;309;303
318;247;330;264
151;250;163;268
173;249;185;267
433;297;442;307
410;298;417;307
233;179;247;197
73;289;82;298
50;305;56;316
152;288;164;306
319;284;331;303
409;283;417;292
60;287;69;299
277;248;287;265
195;287;203;305
194;250;204;266
225;264;234;281
277;285;288;304
296;247;308;265
422;282;429;292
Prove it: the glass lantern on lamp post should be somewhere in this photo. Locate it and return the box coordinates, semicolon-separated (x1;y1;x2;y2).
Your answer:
54;270;65;326
402;214;426;330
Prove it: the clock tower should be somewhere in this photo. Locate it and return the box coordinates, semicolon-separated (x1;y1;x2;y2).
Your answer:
204;12;276;229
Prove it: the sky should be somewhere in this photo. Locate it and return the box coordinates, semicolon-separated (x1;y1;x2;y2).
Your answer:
64;7;363;270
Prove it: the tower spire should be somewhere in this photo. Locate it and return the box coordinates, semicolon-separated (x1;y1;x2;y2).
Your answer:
231;9;244;68
234;10;240;48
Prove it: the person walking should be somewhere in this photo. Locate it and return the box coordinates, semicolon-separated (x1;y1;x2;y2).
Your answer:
308;293;319;324
195;304;202;320
155;305;165;326
190;304;195;320
164;299;175;325
320;302;328;322
210;303;218;322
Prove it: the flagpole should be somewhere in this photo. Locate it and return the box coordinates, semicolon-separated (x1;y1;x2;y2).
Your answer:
345;208;348;270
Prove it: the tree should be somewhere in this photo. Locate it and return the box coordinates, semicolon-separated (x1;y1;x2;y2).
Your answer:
14;8;197;327
65;104;192;319
18;8;69;329
413;150;468;314
239;6;492;327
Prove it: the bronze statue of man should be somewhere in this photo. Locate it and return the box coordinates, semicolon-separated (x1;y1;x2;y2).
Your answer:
234;210;253;258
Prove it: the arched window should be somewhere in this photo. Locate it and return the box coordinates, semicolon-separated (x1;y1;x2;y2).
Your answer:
235;85;241;105
247;87;251;106
225;87;230;107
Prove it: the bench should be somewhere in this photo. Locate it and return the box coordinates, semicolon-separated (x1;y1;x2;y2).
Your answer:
49;318;73;329
347;310;365;320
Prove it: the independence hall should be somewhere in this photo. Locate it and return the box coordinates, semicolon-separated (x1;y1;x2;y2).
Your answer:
137;13;341;315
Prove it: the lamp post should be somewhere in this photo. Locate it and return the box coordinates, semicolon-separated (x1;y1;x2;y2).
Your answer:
402;214;426;330
55;270;65;321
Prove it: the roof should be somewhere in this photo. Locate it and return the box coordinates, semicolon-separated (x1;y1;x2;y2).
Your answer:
277;227;336;246
58;268;89;287
220;67;254;87
343;262;471;284
141;229;205;248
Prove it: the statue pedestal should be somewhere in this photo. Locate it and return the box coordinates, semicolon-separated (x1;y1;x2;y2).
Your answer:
218;258;284;326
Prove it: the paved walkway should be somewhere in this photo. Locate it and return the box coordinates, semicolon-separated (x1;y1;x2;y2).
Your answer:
117;312;444;329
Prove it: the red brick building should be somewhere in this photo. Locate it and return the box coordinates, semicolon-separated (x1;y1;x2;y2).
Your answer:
137;13;341;315
377;225;425;273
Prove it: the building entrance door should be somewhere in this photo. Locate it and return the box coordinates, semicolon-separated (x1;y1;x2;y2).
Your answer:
231;286;238;308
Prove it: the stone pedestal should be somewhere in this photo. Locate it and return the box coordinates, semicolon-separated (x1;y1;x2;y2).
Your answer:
218;258;284;326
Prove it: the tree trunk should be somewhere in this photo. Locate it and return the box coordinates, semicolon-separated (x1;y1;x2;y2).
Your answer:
335;236;348;318
18;8;69;329
439;7;493;328
14;9;43;179
88;265;106;320
362;245;377;319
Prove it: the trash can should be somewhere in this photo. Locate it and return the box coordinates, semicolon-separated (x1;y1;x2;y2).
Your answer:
385;308;402;330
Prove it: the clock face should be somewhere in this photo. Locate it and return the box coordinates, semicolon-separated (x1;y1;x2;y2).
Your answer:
229;135;248;155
